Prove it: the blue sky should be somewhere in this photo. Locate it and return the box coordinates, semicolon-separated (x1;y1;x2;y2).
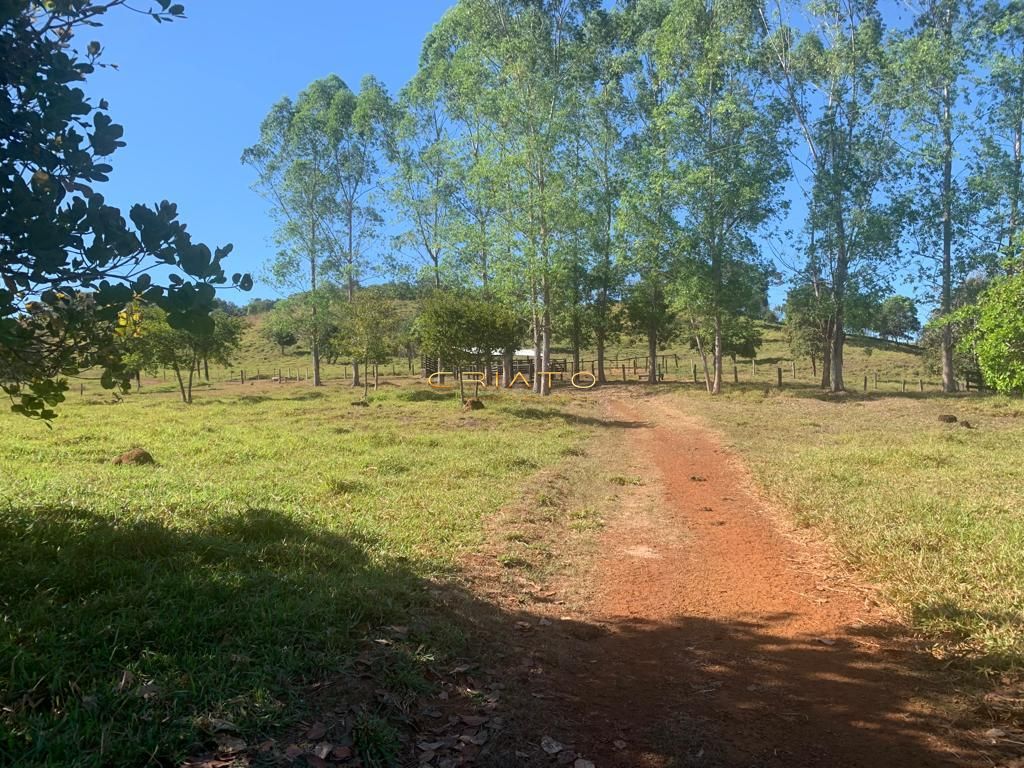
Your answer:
85;1;456;301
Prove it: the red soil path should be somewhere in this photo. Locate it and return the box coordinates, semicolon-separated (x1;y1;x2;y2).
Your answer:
512;392;987;767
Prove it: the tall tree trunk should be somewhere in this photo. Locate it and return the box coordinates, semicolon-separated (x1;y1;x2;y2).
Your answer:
831;214;849;393
203;356;209;383
1011;113;1021;255
309;219;323;387
531;282;542;394
712;313;723;394
647;326;658;385
312;338;322;387
540;302;552;395
941;83;957;393
694;334;712;393
570;314;581;376
186;355;195;404
710;237;723;394
596;329;607;384
173;364;187;404
821;317;833;390
347;207;356;302
502;347;513;388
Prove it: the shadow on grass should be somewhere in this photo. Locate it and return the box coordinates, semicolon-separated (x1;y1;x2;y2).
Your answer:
0;505;1007;767
236;394;271;404
0;505;426;766
284;390;328;402
501;405;646;429
397;389;454;402
912;600;1024;670
670;378;1003;404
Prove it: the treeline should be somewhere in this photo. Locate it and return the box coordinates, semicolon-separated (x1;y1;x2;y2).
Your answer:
243;0;1024;396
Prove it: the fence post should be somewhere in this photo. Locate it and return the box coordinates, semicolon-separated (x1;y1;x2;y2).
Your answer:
777;367;783;388
80;383;84;396
752;359;756;378
920;379;924;392
733;365;738;383
621;365;626;382
902;378;907;392
693;363;698;383
863;375;868;393
792;360;796;378
241;369;245;384
874;372;878;389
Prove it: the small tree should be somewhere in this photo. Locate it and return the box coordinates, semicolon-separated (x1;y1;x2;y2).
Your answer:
260;312;299;356
135;307;243;403
194;311;244;382
783;283;832;379
416;291;522;400
339;293;400;401
875;296;921;342
262;290;343;372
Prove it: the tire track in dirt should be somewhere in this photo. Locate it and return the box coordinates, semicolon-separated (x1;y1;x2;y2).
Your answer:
523;390;984;768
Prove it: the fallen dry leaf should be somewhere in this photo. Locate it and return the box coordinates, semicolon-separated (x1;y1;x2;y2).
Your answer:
541;735;565;754
213;734;246;754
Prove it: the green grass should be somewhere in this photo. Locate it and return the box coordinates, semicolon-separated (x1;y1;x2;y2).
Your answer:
0;381;585;766
676;383;1024;671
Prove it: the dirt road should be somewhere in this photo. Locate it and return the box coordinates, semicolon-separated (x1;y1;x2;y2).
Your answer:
498;390;987;767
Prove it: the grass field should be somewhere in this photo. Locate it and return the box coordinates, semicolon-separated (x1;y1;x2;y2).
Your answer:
676;383;1024;671
0;381;590;766
4;320;1022;765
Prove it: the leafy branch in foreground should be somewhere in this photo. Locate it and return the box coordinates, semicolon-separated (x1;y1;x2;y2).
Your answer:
0;0;250;419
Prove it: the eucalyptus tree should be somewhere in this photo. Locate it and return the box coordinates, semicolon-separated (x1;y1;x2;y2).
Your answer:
574;7;629;382
655;0;789;394
419;13;505;291
390;74;458;290
618;0;684;384
762;0;898;392
974;0;1024;266
243;75;393;387
887;0;981;392
242;76;349;386
431;0;596;395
